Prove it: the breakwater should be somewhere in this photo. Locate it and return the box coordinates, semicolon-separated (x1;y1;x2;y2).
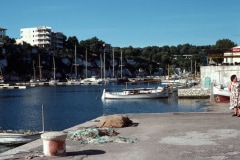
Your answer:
178;88;210;98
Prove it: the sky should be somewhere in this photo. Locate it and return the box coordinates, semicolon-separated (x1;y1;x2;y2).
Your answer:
2;0;240;48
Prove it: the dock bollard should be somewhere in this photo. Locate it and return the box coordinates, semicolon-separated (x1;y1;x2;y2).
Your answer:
41;131;67;156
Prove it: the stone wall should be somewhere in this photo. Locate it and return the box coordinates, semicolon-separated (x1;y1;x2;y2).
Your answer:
200;65;240;88
178;88;210;98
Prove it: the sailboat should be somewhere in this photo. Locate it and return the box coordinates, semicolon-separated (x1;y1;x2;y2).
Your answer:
29;61;36;83
66;45;80;85
0;67;4;83
30;54;48;85
80;48;102;85
98;47;117;84
49;55;59;85
117;50;129;84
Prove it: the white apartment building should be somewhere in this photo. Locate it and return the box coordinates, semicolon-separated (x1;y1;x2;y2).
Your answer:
223;46;240;64
19;26;63;49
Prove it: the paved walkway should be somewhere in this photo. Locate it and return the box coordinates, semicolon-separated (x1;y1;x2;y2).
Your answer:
1;102;239;160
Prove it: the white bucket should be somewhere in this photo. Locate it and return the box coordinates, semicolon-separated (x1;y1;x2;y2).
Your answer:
41;131;67;156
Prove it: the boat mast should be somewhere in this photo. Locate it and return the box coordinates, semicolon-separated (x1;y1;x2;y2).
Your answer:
168;64;170;79
32;61;36;81
73;44;79;79
103;44;105;80
52;56;56;80
38;54;42;80
113;48;114;78
121;50;123;78
42;104;45;133
75;45;77;77
100;54;102;79
85;48;87;78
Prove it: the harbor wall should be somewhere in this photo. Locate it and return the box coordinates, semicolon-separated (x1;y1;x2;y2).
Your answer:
178;88;210;98
200;65;240;88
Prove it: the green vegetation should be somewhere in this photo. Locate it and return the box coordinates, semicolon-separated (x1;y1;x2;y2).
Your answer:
0;36;237;81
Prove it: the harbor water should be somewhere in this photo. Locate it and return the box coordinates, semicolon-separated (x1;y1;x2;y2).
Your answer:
0;84;211;152
0;84;210;132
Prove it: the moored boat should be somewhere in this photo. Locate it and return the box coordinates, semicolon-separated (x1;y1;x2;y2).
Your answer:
101;86;169;100
66;77;81;85
80;76;100;85
0;83;27;89
49;79;59;85
49;55;59;85
212;84;230;103
0;132;41;145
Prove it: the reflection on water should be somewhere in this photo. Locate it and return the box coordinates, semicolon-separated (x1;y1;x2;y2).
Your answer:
102;98;171;114
177;98;211;111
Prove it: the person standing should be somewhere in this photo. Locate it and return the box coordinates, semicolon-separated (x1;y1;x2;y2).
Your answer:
228;74;240;116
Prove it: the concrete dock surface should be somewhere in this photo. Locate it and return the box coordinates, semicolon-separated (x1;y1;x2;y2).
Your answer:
1;102;240;160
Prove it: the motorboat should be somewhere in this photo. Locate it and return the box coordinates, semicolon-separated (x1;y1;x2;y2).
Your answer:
98;78;118;85
212;84;230;103
0;132;41;145
66;77;81;85
101;86;169;100
0;83;26;89
80;77;99;85
49;79;59;85
80;76;102;85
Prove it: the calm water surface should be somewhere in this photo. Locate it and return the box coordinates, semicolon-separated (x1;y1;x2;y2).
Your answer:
0;84;209;132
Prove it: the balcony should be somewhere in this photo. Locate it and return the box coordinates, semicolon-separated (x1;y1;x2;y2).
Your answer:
37;36;51;40
38;41;50;45
37;31;51;35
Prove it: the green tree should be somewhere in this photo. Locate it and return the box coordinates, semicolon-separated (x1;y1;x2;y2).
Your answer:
2;36;16;45
65;36;79;50
79;37;105;58
213;39;236;64
215;39;236;49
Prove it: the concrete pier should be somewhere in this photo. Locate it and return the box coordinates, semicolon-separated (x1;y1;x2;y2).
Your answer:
0;102;238;160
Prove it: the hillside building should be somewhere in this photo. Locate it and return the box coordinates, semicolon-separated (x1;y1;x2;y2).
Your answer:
223;46;240;65
204;46;240;65
0;28;7;44
18;26;63;50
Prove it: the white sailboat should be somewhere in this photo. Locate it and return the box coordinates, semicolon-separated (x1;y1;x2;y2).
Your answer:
80;48;102;85
49;55;59;85
116;50;129;84
30;54;48;85
66;45;80;85
98;47;117;84
29;61;36;83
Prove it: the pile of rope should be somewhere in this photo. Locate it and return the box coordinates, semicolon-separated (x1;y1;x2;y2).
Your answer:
67;128;137;144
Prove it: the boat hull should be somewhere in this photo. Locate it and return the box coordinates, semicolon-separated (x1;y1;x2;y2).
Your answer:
214;94;230;103
212;85;230;103
101;87;169;99
0;133;40;145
